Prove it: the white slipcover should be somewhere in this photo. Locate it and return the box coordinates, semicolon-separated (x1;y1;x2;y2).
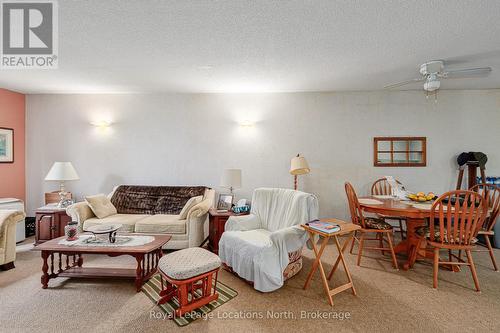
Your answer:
218;188;319;292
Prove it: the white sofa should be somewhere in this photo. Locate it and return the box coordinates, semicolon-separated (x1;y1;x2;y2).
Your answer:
0;210;26;270
67;186;215;250
0;199;26;243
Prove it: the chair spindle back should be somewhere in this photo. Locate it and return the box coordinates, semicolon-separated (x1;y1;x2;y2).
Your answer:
429;190;487;246
345;182;367;229
371;178;402;196
470;184;500;232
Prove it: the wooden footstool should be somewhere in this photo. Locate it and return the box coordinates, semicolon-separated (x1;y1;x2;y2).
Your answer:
157;247;221;317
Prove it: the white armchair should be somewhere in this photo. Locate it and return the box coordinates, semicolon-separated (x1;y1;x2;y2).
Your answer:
0;210;25;270
219;188;318;292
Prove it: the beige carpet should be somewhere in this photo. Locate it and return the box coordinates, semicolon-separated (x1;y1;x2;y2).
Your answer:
1;236;499;333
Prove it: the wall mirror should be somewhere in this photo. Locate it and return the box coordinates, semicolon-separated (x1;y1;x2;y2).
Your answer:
373;137;426;167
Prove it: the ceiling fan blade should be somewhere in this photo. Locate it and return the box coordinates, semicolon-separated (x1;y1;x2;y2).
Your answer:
384;78;424;89
444;50;500;66
441;67;492;78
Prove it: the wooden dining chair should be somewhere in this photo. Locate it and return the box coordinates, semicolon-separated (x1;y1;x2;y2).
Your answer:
469;184;500;271
345;182;399;269
415;190;487;291
371;178;406;239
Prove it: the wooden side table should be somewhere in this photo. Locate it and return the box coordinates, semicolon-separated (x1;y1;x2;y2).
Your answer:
35;206;72;245
302;219;361;306
208;208;248;254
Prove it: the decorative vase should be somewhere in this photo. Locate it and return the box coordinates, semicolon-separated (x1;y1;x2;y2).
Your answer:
65;221;79;241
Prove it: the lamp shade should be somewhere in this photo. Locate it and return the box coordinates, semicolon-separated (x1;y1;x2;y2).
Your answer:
220;169;242;189
45;162;80;181
290;155;310;175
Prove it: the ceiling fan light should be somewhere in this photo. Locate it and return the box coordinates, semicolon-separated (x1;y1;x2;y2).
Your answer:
420;60;444;76
424;80;440;92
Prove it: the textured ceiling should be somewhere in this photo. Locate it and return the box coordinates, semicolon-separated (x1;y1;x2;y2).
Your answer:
2;0;500;94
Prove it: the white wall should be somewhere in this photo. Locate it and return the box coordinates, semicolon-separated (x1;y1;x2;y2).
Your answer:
26;90;500;217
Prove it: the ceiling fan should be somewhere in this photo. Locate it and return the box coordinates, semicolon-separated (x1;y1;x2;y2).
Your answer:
384;60;492;94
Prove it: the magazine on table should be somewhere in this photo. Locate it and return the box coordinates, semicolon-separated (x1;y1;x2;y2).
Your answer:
306;219;341;234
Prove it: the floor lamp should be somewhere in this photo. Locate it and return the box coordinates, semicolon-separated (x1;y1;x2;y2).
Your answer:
290;154;310;190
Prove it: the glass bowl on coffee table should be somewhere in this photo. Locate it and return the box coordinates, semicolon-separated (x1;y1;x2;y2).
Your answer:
84;224;122;243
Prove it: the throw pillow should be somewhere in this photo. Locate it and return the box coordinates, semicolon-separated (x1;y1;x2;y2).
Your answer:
85;194;118;219
187;199;211;218
179;195;203;219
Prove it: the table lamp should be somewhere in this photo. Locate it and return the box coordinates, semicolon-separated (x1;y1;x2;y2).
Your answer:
220;169;242;194
45;162;80;208
290;154;310;190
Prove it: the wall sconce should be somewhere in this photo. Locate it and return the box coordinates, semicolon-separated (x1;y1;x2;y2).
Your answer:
91;120;112;128
235;119;256;139
239;120;254;128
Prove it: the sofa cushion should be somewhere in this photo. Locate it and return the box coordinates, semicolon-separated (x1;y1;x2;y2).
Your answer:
134;215;186;234
83;214;149;233
179;196;202;220
186;198;212;218
110;185;207;215
85;194;117;219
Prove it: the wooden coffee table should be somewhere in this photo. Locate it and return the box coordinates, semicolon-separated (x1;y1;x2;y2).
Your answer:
33;234;171;292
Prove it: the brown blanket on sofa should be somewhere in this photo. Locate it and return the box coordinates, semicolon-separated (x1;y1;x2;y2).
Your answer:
110;185;207;215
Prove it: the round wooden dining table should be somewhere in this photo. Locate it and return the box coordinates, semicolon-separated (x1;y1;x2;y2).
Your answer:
358;196;433;270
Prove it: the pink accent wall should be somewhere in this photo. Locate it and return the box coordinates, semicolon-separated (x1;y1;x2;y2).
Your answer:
0;89;25;201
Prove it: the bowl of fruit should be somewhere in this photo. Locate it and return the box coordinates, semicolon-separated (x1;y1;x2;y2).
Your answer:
407;192;437;202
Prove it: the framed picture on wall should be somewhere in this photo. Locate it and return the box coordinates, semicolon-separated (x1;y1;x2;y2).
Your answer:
217;194;234;211
0;128;14;163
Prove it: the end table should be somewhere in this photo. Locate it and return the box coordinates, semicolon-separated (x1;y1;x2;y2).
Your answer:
302;219;360;306
35;205;72;245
